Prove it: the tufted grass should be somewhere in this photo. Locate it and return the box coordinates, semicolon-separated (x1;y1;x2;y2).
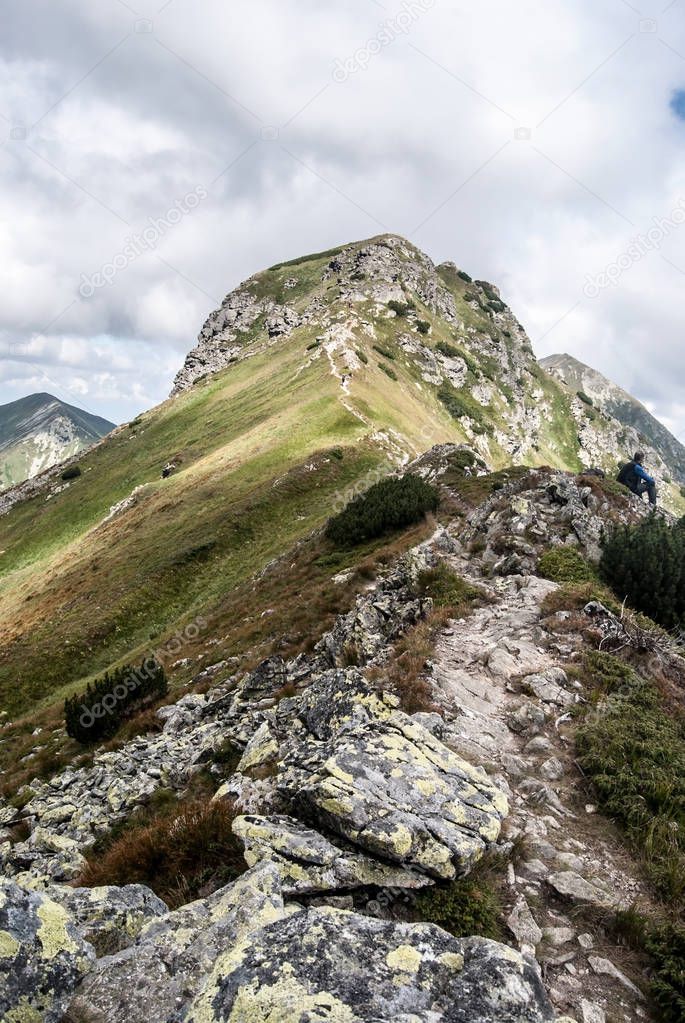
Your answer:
79;794;245;908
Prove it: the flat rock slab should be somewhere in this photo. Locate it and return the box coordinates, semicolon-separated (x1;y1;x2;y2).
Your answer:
280;710;508;879
233;813;431;894
183;906;555;1023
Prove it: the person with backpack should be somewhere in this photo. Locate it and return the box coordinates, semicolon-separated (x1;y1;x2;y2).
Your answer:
617;451;657;506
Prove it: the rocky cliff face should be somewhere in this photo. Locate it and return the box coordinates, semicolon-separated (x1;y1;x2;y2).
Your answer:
171;235;685;511
0;392;115;490
0;451;671;1022
541;353;685;486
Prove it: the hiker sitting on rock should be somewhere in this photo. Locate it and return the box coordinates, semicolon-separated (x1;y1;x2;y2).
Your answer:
617;451;657;506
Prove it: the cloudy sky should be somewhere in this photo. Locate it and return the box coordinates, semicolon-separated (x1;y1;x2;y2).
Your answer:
1;0;684;441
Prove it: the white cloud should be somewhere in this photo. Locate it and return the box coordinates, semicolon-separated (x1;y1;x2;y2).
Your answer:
0;0;684;437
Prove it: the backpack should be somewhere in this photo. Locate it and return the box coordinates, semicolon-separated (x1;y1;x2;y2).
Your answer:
617;461;638;487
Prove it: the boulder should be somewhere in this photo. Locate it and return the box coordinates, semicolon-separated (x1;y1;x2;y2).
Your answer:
280;709;508;879
232;813;431;894
183;907;555;1022
0;877;95;1022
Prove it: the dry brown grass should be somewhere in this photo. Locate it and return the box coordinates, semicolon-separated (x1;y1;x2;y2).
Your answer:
371;607;453;714
79;796;245;908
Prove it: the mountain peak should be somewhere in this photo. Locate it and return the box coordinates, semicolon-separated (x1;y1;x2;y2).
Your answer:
0;392;115;490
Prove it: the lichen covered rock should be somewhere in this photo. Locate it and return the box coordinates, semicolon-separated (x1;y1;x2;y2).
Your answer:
232;813;431;894
0;877;95;1023
184;906;555;1022
280;706;508;879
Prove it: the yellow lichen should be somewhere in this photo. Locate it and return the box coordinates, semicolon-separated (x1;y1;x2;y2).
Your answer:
386;944;422;973
36;899;79;959
438;952;464;971
0;929;20;958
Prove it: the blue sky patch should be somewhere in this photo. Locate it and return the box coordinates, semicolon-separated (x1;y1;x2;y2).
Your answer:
670;89;685;120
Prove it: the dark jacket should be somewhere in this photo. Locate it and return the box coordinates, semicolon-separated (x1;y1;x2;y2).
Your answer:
617;460;655;490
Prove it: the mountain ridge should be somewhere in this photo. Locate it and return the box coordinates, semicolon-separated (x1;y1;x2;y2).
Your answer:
541;352;685;485
0;392;115;491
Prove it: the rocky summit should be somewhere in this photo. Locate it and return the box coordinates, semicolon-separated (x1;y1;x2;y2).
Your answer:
1;236;684;1022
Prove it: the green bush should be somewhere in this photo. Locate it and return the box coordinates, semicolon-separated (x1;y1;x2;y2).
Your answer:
600;516;685;629
416;564;483;614
538;546;597;583
325;473;439;547
388;300;411;317
457;270;472;283
306;340;320;351
435;340;460;359
646;923;685;1022
65;658;168;744
378;362;398;381
416;320;431;334
576;652;685;902
437;383;489;433
61;465;82;481
576;390;593;406
373;343;395;360
355;349;368;365
414;874;503;940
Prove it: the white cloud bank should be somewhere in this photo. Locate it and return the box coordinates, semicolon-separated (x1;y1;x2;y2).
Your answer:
0;0;684;436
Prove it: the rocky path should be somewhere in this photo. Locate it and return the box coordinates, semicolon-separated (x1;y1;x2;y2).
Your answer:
428;546;652;1023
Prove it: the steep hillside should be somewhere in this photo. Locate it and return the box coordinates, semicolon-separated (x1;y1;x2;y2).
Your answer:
542;353;685;486
1;235;682;729
0;392;115;490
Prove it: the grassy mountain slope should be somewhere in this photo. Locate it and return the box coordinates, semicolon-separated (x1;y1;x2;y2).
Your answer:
0;392;115;490
1;234;681;728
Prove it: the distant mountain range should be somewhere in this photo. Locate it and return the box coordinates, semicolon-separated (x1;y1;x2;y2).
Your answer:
541;353;685;486
0;392;115;490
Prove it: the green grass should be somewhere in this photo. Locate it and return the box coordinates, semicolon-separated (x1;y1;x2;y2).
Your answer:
538;546;598;583
576;652;685;904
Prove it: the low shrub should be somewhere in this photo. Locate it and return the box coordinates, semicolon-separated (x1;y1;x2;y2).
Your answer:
306;340;320;351
325;473;439;548
645;922;685;1022
413;869;503;940
79;797;245;908
435;340;460;359
601;516;685;629
378;362;398;381
457;270;472;283
576;652;685;903
416;320;431;334
373;343;395;361
65;658;168;744
61;465;82;481
577;390;594;406
416;564;483;615
388;300;412;317
355;348;369;364
538;546;598;583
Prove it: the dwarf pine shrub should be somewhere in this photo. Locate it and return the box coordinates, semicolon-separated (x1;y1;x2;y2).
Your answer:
65;658;168;744
325;473;438;547
600;516;685;629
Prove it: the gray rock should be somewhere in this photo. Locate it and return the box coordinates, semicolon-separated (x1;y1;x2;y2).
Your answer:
0;877;95;1022
280;708;508;879
547;871;617;910
232;813;431;894
182;907;555;1022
